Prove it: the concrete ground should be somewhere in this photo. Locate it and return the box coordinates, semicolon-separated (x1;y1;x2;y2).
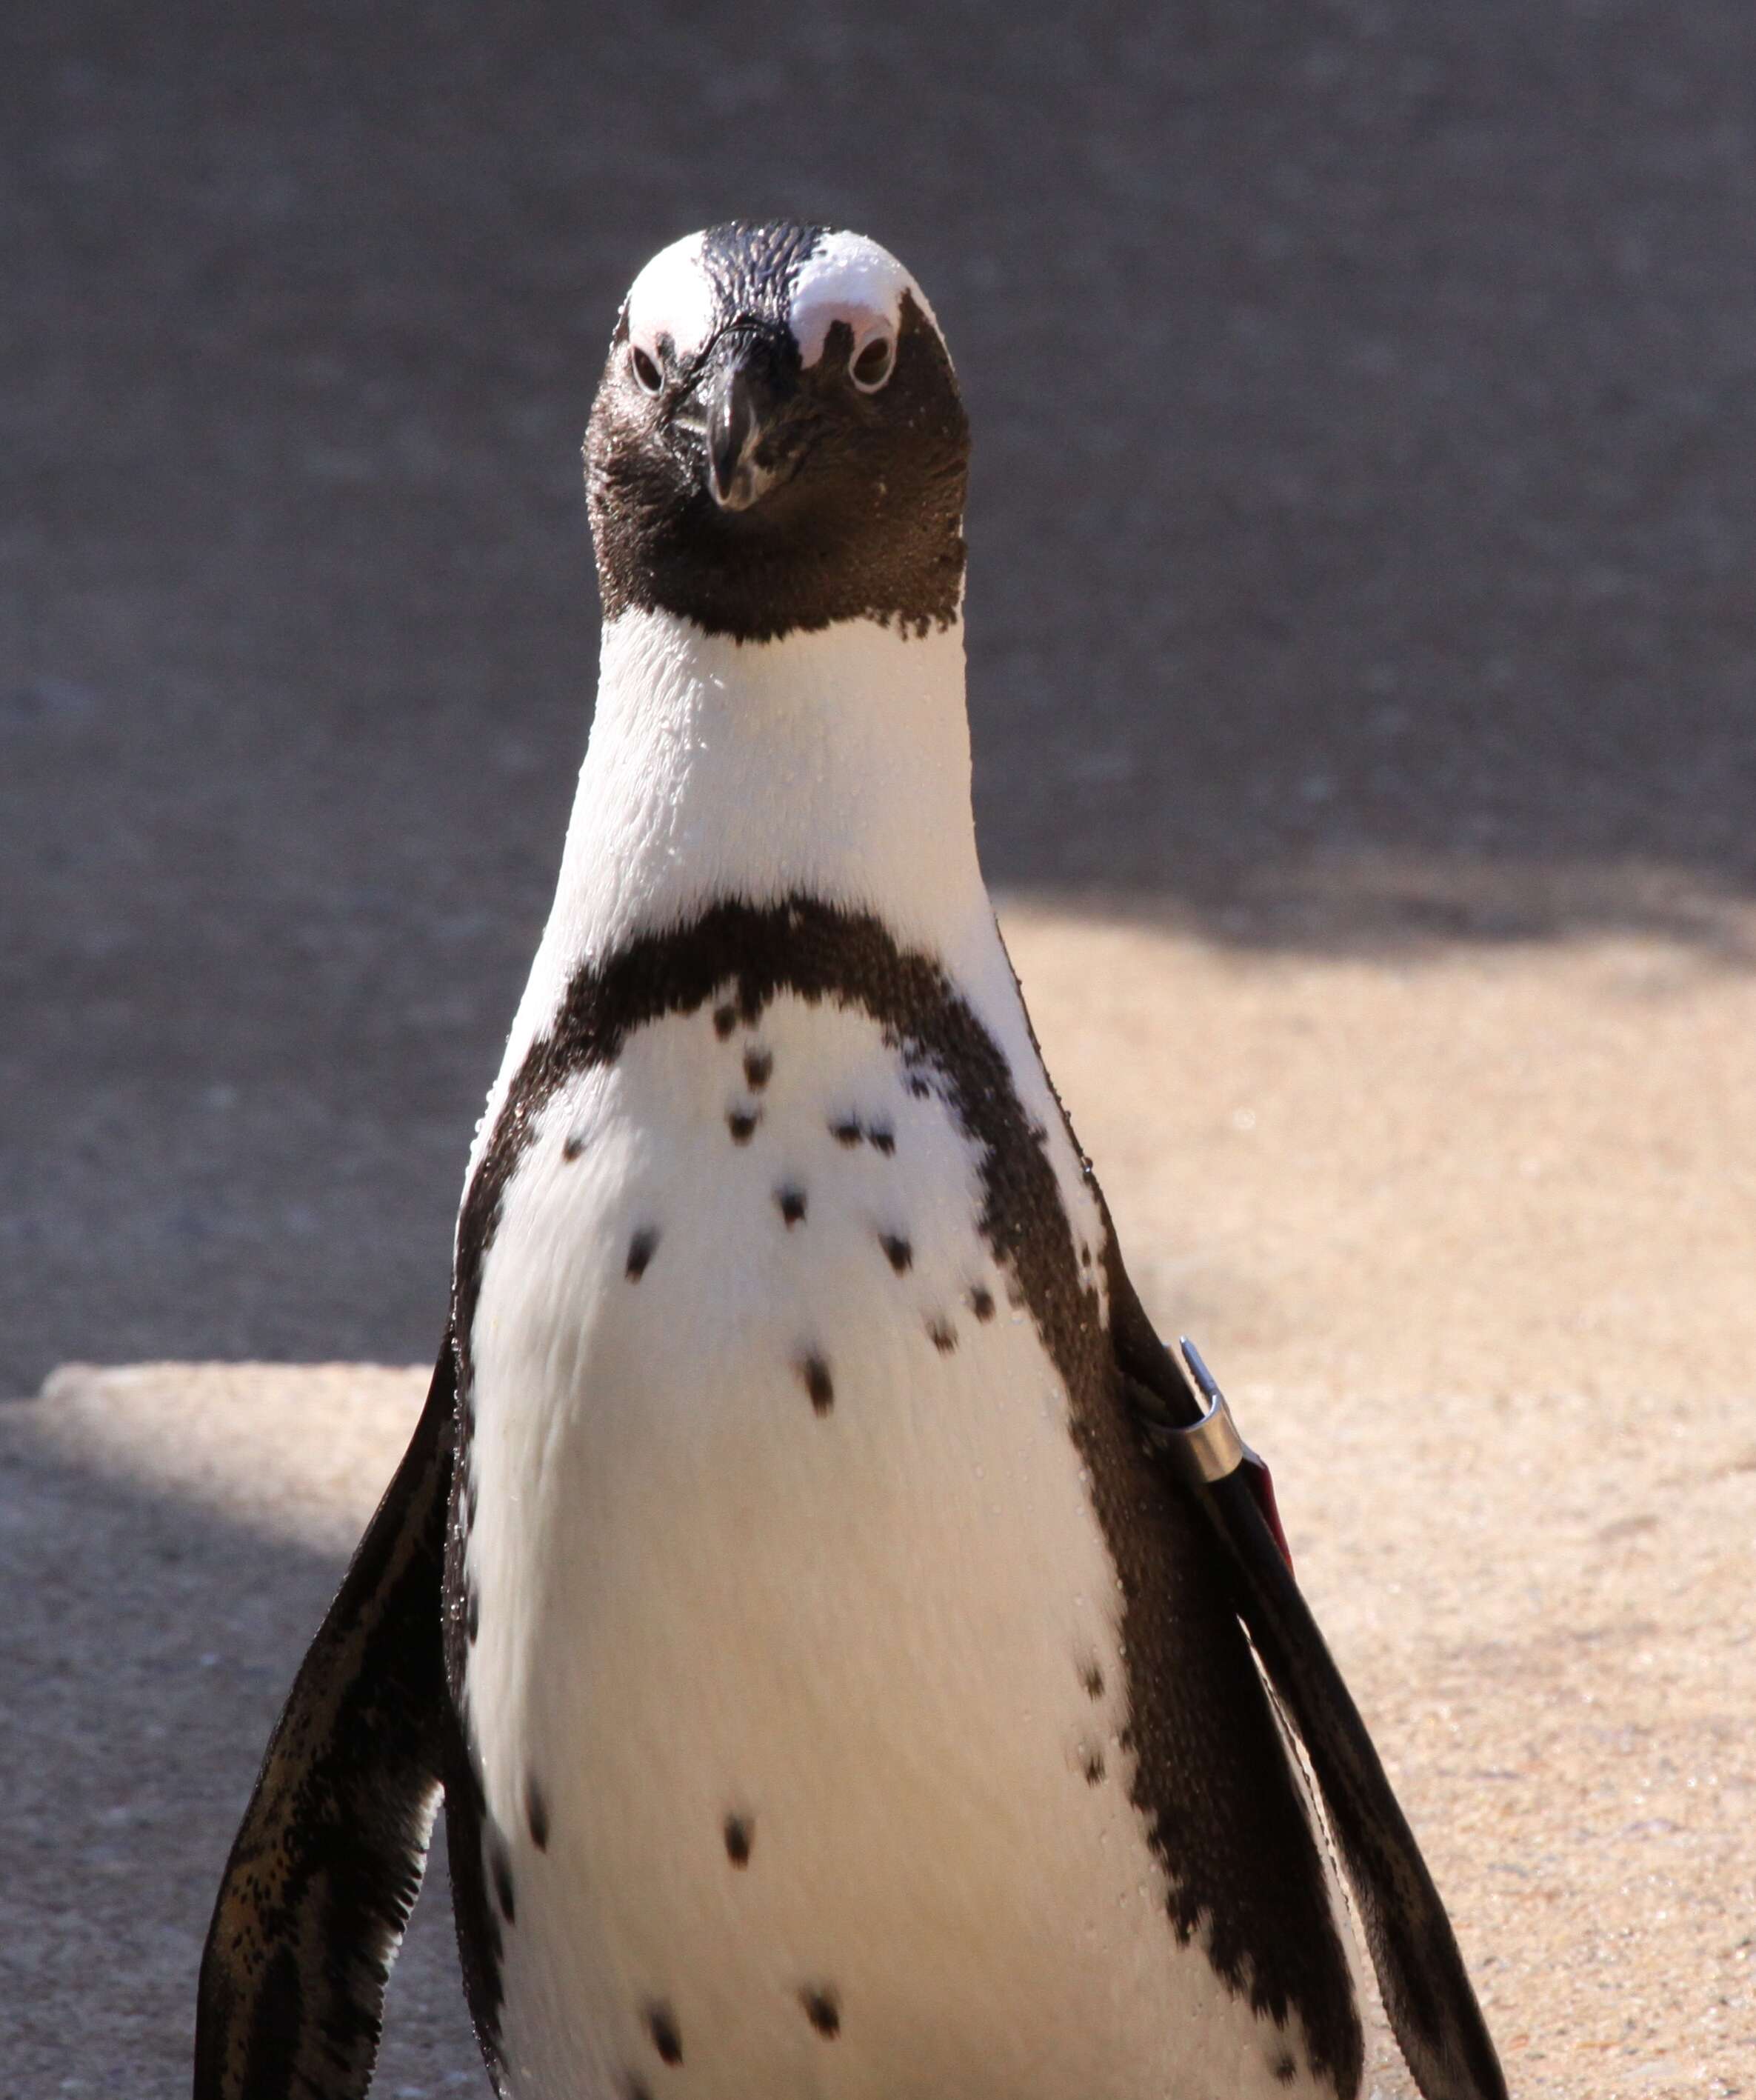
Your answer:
5;1;1755;2092
5;903;1754;2094
6;1;1756;1388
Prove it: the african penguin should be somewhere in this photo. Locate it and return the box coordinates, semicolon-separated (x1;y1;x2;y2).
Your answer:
196;223;1505;2100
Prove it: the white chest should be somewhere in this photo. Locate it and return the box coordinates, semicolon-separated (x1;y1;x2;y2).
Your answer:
457;986;1326;2100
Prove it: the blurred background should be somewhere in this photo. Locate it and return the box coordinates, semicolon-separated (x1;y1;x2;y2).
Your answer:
4;0;1755;1388
7;10;1756;2092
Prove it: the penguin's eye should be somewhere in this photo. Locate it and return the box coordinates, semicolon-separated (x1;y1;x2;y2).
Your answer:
630;344;664;396
849;333;896;393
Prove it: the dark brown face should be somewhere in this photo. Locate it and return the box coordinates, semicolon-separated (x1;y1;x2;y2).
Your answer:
584;222;970;645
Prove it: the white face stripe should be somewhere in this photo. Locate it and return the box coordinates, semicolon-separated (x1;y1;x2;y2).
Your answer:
788;229;944;368
622;226;947;375
624;230;717;363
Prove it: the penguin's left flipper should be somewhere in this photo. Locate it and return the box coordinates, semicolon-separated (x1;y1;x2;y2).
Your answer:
193;1336;458;2100
1108;1264;1509;2100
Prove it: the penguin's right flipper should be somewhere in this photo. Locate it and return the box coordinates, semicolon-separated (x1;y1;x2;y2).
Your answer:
194;1336;458;2100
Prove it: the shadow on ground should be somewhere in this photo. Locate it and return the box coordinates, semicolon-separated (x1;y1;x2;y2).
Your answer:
0;1392;484;2096
5;1;1753;1379
10;1344;1752;2099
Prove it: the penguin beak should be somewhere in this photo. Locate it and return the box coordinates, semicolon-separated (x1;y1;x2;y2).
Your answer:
696;333;798;512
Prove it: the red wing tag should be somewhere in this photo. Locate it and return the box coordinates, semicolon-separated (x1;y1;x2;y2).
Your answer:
1241;1447;1294;1575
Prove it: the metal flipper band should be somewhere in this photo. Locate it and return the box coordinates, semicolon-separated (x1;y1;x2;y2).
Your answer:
1129;1336;1295;1576
1132;1333;1255;1482
1166;1336;1252;1484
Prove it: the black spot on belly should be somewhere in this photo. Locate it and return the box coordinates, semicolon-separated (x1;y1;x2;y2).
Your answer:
563;1131;587;1162
466;1589;480;1644
1272;2050;1299;2084
526;1774;550;1851
869;1124;896;1154
626;2080;652;2100
727;1106;761;1143
798;1353;835;1414
626;1226;660;1279
879;1231;912;1273
712;1002;738;1039
776;1184;807;1226
1081;1659;1104;1700
927;1315;958;1353
744;1047;772;1090
723;1813;752;1866
1082;1747;1106;1785
830;1116;863;1146
800;1986;841;2038
906;1076;931;1100
646;2002;683;2064
969;1284;995;1321
490;1838;516;1924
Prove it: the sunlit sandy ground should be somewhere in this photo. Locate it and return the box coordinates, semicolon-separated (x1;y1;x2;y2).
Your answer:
6;900;1752;2096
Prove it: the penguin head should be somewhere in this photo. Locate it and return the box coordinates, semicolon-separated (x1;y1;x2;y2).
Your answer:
586;223;969;643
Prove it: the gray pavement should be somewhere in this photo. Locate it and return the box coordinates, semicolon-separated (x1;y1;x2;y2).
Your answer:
7;12;1756;2090
4;12;1755;1396
0;1367;485;2095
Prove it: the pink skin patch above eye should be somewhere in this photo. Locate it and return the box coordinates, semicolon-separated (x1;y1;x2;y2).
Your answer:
624;232;718;366
787;230;942;369
624;227;946;379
